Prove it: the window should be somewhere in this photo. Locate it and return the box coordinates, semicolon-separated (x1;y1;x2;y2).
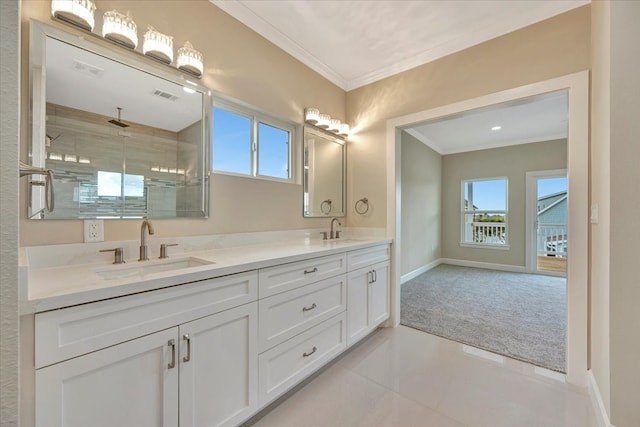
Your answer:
212;99;294;181
461;178;508;247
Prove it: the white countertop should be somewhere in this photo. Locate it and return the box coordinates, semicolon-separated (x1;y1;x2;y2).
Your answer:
20;236;391;314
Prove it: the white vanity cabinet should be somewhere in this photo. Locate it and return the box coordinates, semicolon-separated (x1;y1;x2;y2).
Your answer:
30;241;391;426
346;246;391;346
34;272;259;427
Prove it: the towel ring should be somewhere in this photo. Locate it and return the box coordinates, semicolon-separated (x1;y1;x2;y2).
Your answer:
321;199;332;214
355;197;369;215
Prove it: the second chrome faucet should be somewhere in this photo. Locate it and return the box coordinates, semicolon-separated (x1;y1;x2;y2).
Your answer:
139;219;155;261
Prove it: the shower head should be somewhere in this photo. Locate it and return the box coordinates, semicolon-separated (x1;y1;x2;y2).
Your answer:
108;107;129;128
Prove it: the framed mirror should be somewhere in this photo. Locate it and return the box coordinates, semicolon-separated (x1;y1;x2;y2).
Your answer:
27;21;211;219
303;126;346;217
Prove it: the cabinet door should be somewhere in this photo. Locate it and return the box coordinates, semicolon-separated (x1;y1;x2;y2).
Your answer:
179;302;258;427
347;267;370;346
369;261;390;326
36;327;179;427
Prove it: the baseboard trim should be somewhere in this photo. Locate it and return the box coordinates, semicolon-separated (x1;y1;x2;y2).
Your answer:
440;258;527;273
587;370;614;427
400;259;442;284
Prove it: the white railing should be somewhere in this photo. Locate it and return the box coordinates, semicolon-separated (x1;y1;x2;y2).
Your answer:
538;223;567;257
466;222;506;244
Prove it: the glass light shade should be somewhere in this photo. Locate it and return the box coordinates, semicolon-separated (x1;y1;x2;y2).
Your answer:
177;41;204;77
328;118;341;132
51;0;96;31
317;113;331;128
102;10;138;49
64;154;77;162
78;157;91;164
338;123;350;136
143;26;174;64
304;107;320;124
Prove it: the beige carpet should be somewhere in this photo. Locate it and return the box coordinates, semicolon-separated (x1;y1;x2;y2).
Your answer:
401;264;566;372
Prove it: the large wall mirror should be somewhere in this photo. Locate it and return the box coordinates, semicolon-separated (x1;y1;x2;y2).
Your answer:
27;21;211;219
303;126;346;217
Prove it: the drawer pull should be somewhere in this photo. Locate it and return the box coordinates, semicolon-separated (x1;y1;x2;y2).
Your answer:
303;346;317;358
168;339;176;369
303;267;318;274
302;303;317;312
182;334;191;363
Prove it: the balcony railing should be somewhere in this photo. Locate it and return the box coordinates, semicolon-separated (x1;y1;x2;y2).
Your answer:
466;222;506;244
538;223;567;257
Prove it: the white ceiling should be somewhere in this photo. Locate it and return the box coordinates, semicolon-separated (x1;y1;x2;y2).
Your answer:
212;0;589;91
405;90;568;154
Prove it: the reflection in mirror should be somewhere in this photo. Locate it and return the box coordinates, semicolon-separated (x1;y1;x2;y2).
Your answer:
28;21;211;219
303;126;346;217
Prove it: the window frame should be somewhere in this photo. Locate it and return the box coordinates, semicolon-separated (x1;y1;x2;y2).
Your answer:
460;177;510;249
212;96;296;183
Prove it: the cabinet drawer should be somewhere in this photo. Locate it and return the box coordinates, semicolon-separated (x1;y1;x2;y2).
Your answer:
259;275;346;352
347;245;390;271
259;253;346;298
258;312;346;406
35;271;257;369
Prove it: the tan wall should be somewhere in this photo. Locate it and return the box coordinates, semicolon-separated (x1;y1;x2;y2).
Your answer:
608;1;640;425
19;0;346;246
441;140;567;267
589;0;611;417
345;6;590;228
400;131;441;276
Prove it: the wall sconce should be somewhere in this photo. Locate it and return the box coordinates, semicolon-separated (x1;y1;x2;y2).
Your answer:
143;26;173;64
102;10;138;49
51;0;96;31
304;107;350;137
177;41;204;77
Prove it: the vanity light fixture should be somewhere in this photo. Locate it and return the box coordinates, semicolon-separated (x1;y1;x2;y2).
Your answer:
491;125;502;131
304;107;350;137
304;108;320;124
328;118;341;132
102;10;138;49
177;41;204;77
317;113;331;129
51;0;96;31
338;123;350;136
143;26;174;64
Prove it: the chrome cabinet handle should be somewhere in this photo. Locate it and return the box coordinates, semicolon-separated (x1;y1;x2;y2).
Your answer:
367;270;373;284
302;303;317;312
304;267;318;274
303;346;317;358
168;339;176;369
373;269;377;283
182;334;191;363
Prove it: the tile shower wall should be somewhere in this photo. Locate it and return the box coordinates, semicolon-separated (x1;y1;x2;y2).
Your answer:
44;103;200;218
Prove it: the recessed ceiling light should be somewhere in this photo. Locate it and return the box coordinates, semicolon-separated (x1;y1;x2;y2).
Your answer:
491;126;502;131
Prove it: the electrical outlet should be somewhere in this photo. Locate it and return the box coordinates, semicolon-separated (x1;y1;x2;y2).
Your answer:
84;219;104;242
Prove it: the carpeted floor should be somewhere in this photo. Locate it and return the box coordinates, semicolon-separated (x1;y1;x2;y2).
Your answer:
400;264;566;372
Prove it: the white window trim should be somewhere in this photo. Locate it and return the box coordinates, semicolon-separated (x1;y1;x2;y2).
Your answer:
460;177;509;248
212;95;298;184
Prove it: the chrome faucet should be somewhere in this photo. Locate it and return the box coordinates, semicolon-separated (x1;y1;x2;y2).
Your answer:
330;217;341;239
138;219;155;261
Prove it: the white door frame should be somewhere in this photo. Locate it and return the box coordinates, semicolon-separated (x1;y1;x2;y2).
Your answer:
386;71;589;386
525;169;568;274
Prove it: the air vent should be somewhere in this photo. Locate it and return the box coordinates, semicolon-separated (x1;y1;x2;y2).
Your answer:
152;89;179;101
72;59;104;78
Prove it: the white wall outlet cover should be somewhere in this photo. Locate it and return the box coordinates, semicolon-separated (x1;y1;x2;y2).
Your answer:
84;219;104;242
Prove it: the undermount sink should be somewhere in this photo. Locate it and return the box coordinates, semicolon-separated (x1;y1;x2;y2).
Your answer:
96;257;214;280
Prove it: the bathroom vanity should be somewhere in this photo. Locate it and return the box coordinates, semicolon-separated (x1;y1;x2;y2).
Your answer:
21;235;390;427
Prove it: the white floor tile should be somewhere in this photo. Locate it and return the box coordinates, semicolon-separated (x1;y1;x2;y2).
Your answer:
248;326;597;427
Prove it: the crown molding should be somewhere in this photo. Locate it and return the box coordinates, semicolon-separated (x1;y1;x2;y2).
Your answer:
211;0;348;90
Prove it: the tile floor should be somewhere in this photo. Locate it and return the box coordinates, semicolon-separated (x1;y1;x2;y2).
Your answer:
247;326;597;427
